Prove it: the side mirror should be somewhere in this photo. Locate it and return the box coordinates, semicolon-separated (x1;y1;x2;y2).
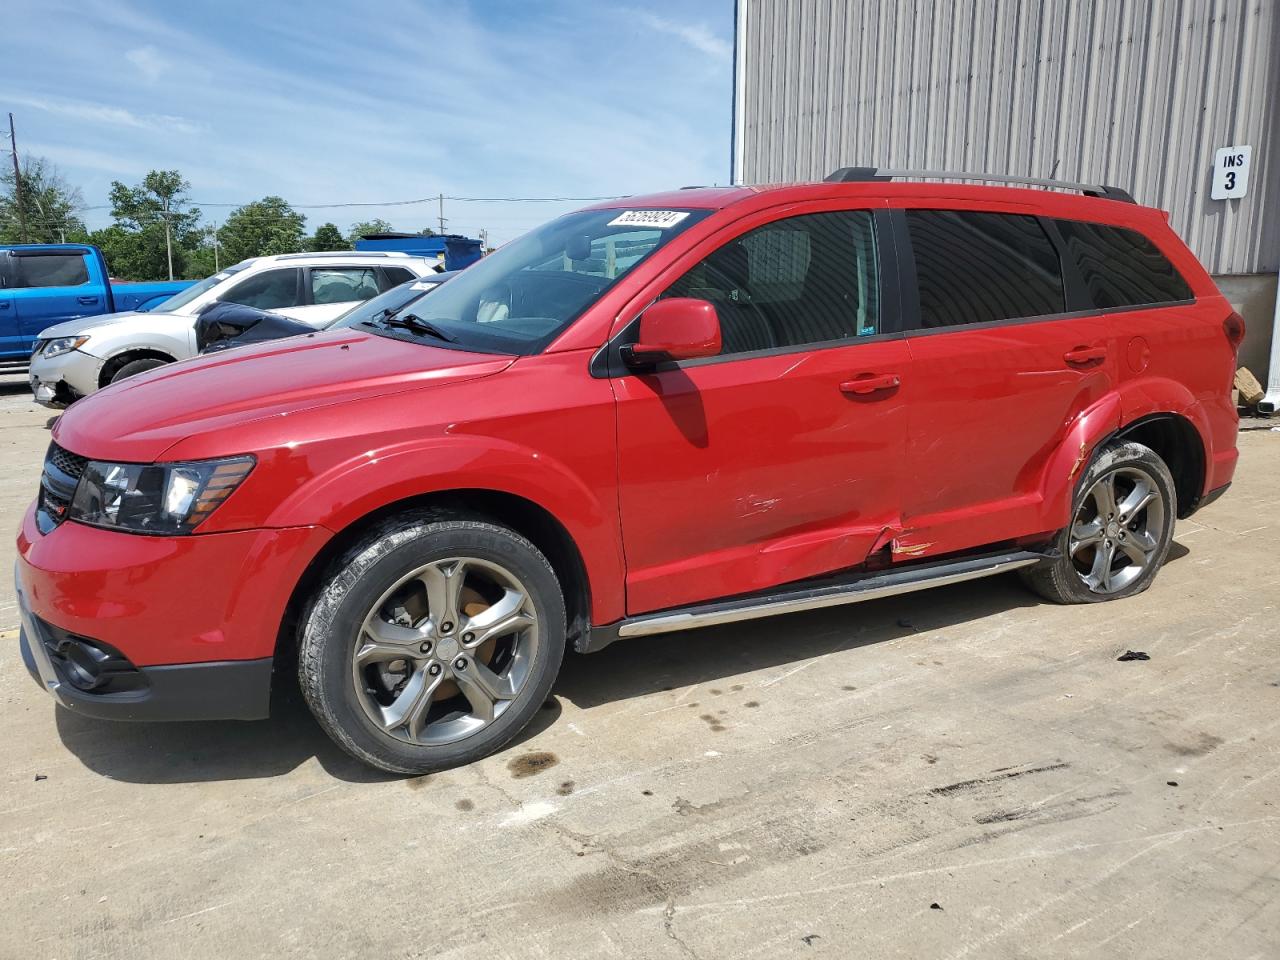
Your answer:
622;298;722;368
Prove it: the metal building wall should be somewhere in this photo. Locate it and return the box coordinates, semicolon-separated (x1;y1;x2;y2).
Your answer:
734;0;1279;275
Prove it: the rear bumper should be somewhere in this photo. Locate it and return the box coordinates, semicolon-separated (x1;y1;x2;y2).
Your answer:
18;586;273;721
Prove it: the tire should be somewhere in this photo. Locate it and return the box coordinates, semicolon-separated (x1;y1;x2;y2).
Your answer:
110;357;168;383
1021;439;1176;604
298;512;566;774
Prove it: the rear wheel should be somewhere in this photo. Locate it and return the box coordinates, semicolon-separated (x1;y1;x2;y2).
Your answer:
298;513;565;774
1021;440;1176;604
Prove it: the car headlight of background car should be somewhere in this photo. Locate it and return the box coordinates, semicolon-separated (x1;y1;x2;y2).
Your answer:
69;456;255;534
41;336;90;358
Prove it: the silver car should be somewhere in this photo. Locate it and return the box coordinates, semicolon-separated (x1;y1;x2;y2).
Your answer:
30;251;438;407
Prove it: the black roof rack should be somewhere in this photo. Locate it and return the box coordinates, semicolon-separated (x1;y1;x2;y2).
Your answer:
823;167;1136;203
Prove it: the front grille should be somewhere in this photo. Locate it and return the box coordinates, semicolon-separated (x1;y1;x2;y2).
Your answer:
47;443;88;480
37;443;88;533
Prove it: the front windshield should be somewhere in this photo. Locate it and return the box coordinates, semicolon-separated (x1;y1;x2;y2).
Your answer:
159;263;249;313
328;278;440;329
367;207;709;354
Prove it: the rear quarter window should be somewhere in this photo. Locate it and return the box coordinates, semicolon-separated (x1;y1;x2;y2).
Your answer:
1053;220;1194;309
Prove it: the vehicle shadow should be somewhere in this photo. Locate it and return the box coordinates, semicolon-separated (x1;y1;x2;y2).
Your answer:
51;544;1194;784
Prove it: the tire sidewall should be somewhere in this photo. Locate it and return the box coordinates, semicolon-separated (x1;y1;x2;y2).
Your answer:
1054;440;1177;603
112;358;167;383
301;518;565;774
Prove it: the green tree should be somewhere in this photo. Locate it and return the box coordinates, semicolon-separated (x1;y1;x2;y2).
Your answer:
346;218;395;245
0;156;87;244
309;222;348;252
216;196;306;263
107;170;202;280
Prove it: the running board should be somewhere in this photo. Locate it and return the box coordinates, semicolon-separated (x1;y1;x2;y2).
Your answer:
583;549;1048;651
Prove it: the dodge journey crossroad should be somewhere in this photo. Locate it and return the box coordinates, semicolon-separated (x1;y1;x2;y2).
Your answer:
17;169;1240;773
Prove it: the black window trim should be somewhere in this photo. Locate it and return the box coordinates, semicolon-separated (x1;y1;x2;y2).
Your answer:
892;208;1197;338
594;207;903;378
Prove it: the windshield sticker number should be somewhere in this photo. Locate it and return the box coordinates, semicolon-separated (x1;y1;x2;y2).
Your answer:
606;210;690;229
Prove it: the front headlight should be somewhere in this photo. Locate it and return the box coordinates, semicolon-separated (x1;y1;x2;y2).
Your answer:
42;336;90;358
69;456;255;534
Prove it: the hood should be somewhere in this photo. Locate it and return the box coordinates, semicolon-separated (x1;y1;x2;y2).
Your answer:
53;328;515;462
39;310;153;338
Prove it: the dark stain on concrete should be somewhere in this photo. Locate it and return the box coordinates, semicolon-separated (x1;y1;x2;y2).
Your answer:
508;751;559;778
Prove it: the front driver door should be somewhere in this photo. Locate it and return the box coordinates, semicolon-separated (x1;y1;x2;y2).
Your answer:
613;205;911;615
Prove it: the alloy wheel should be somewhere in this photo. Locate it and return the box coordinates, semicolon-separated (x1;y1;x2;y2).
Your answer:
350;556;539;745
1069;465;1166;595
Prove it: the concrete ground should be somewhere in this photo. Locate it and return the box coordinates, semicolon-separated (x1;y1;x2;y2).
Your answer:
1;378;1277;960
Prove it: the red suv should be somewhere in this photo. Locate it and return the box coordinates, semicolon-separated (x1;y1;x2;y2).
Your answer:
17;170;1240;773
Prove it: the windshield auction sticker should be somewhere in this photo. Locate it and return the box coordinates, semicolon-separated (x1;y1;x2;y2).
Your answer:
607;210;691;229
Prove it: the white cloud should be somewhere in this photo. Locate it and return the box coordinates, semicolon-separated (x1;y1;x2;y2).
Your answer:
124;45;169;83
637;12;732;60
8;94;203;136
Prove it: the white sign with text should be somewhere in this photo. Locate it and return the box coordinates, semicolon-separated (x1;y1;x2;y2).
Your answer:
1211;145;1252;199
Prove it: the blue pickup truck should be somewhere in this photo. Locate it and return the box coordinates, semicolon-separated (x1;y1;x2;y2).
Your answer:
0;244;193;371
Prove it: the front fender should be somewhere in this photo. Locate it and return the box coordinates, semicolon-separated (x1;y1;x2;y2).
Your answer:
261;435;626;624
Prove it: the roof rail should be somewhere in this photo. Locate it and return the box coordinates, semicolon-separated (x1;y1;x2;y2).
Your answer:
271;250;413;261
823;166;1136;203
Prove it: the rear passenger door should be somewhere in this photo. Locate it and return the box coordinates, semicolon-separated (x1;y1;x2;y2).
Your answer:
613;204;912;615
894;207;1117;558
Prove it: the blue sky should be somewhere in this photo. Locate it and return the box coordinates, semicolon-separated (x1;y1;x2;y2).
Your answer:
6;0;733;244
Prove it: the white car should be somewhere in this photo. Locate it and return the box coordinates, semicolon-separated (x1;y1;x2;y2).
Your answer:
29;251;440;407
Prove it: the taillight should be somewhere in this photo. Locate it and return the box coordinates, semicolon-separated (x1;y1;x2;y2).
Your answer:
1223;311;1246;350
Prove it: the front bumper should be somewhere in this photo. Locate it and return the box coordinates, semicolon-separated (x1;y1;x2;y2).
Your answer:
17;578;273;721
15;505;330;720
28;349;102;408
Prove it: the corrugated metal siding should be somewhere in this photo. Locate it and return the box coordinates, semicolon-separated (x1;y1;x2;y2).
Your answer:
735;0;1279;275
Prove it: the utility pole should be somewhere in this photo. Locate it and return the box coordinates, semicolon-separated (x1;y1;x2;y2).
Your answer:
8;113;28;243
162;195;174;280
212;221;220;272
437;193;447;236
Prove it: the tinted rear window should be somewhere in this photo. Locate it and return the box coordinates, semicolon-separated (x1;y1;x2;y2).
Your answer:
906;211;1064;328
1054;220;1193;309
16;253;90;288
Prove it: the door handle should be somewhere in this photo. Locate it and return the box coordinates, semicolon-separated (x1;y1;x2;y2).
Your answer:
0;301;9;309
1064;345;1107;365
77;296;100;305
840;373;901;395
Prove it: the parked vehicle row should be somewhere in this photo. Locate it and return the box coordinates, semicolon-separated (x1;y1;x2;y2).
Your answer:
27;250;439;406
195;273;456;354
0;244;192;370
16;171;1240;775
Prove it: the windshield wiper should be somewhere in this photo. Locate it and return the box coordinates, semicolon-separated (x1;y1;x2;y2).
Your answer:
365;312;458;343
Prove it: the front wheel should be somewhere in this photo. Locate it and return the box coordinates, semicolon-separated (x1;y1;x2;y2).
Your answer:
109;357;168;383
1021;440;1176;604
298;513;566;774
